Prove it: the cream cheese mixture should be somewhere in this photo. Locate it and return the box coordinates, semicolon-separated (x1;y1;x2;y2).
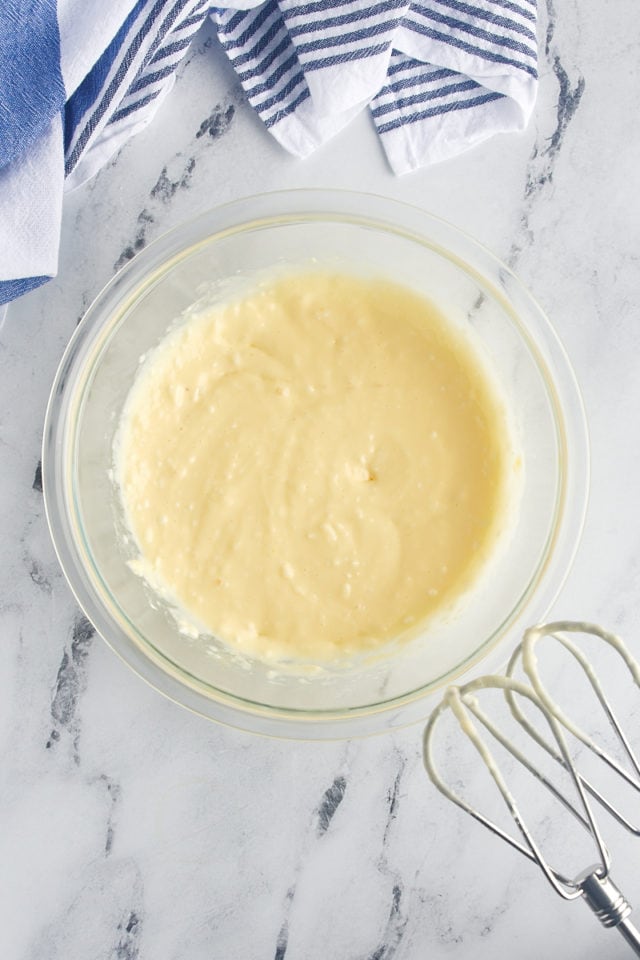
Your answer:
115;271;516;662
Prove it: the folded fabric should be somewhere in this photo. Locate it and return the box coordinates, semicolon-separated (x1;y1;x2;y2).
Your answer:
0;0;537;306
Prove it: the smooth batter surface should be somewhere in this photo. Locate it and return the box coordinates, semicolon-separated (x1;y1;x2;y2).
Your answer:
115;271;513;662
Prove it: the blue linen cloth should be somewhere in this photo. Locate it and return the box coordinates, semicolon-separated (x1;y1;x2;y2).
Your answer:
0;0;537;305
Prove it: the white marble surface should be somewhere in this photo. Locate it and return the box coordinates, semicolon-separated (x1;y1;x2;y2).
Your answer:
3;2;640;957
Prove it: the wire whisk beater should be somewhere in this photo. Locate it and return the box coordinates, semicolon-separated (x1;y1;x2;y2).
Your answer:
423;622;640;954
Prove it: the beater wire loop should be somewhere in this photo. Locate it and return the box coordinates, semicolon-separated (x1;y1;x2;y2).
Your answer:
423;675;609;899
506;623;640;835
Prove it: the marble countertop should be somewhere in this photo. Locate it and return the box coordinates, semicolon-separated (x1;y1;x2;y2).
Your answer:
3;3;640;958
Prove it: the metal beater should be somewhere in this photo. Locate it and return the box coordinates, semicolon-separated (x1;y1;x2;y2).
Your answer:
423;621;640;954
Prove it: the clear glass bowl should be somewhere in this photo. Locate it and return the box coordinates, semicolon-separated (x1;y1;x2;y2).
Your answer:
43;190;589;739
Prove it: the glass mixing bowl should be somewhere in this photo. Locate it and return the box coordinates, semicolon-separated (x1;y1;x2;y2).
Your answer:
43;190;589;738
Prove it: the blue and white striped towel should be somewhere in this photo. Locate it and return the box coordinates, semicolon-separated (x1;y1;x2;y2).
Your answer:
0;0;537;306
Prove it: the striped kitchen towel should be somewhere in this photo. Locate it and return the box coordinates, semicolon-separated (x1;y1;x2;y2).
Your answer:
0;0;537;306
213;0;538;171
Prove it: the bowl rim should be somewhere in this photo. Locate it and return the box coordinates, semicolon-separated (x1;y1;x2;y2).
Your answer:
42;188;590;739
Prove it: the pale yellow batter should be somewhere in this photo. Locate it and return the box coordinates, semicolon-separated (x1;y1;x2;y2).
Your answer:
115;271;514;662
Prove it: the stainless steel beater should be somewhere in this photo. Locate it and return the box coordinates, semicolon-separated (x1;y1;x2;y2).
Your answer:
423;621;640;954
